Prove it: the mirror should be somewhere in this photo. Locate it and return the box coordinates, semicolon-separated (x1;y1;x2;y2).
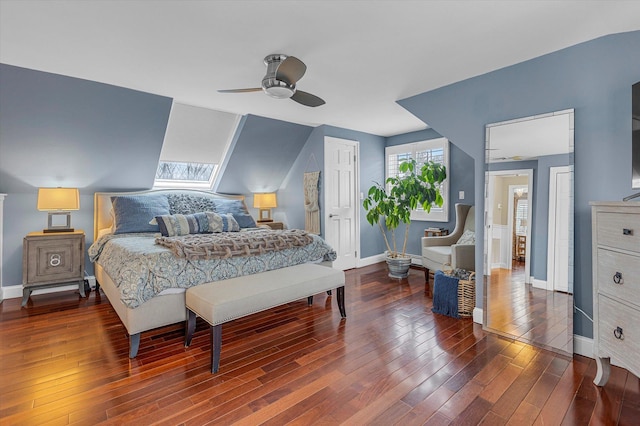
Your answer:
483;109;574;356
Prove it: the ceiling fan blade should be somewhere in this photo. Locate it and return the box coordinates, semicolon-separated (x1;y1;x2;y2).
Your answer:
276;56;306;84
217;88;262;93
291;90;325;107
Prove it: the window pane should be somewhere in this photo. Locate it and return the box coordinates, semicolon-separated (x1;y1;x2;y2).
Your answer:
156;161;216;182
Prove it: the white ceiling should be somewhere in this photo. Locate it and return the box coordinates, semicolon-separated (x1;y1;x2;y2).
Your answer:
1;1;639;137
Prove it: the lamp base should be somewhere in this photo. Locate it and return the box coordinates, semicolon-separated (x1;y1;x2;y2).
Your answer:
43;228;75;233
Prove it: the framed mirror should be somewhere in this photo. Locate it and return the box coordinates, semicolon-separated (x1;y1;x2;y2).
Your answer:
483;109;574;356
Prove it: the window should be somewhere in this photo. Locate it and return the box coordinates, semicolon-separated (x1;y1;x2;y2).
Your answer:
154;161;218;189
385;138;449;222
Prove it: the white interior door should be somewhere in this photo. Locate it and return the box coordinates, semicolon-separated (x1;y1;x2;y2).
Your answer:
547;166;572;293
324;137;359;270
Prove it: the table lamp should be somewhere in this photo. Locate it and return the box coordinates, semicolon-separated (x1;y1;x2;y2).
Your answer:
253;192;277;223
37;187;80;233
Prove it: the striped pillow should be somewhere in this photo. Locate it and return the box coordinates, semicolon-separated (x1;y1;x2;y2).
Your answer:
154;212;239;237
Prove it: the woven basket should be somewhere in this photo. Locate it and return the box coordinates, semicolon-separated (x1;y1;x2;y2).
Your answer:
442;265;476;318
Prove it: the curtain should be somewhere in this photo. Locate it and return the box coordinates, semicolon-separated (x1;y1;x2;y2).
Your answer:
303;171;320;234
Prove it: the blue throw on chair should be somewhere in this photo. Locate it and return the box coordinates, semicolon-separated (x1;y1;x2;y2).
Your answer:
432;270;459;318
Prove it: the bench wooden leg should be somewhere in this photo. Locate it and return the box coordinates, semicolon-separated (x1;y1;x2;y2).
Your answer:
337;286;346;318
185;309;196;347
307;296;313;305
211;324;222;373
129;333;141;358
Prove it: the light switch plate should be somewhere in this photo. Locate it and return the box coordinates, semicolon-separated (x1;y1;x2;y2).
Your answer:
459;191;465;200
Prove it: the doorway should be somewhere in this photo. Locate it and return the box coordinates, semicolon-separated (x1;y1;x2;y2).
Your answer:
324;137;359;270
485;169;533;283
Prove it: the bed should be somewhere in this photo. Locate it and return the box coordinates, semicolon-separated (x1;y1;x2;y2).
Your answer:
90;189;337;357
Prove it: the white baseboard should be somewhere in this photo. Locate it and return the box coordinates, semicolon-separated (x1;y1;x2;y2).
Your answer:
1;275;96;300
532;278;548;290
473;307;483;324
573;335;594;358
357;253;422;268
357;254;386;267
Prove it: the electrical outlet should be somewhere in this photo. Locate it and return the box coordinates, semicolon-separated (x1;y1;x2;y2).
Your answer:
459;191;465;200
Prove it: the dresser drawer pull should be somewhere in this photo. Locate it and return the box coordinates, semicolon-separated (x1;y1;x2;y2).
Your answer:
622;228;633;236
613;272;623;284
613;326;624;340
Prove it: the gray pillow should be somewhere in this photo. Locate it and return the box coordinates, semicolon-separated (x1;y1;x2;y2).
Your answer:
111;194;170;234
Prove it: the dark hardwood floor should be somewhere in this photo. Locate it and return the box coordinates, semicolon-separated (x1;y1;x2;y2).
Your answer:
485;262;573;355
1;263;638;425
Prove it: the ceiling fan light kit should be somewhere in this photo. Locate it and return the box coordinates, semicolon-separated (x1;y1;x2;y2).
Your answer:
219;54;325;107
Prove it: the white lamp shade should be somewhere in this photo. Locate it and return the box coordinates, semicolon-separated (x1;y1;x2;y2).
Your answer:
253;193;277;209
37;188;80;211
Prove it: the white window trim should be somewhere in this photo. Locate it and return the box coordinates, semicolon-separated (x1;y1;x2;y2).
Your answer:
385;138;449;222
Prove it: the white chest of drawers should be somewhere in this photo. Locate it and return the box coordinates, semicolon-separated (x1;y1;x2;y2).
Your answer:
591;201;640;386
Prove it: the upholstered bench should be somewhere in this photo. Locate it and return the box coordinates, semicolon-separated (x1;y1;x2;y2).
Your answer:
184;263;346;373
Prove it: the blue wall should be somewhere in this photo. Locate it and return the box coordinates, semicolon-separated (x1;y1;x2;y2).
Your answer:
398;31;640;337
215;114;313;207
279;125;387;259
385;129;475;257
0;64;172;287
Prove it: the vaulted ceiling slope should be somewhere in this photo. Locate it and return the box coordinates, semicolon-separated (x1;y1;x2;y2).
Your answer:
1;1;639;136
0;63;172;193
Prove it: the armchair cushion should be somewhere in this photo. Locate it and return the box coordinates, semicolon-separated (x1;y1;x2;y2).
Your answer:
422;246;451;270
422;204;475;275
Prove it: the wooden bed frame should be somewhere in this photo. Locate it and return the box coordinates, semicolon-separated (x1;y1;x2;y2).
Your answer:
92;189;246;358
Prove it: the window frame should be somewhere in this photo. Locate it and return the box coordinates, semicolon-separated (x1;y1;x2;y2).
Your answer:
385;137;449;222
153;160;218;189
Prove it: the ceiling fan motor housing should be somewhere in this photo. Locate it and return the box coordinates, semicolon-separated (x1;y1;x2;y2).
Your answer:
262;54;295;98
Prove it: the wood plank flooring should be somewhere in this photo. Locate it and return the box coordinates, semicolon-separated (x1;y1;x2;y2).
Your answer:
485;262;573;355
1;262;638;425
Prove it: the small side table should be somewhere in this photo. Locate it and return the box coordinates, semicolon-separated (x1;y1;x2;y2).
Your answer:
258;221;284;230
22;230;86;306
424;228;449;237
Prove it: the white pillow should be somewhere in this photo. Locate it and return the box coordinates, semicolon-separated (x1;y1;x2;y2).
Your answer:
457;229;475;245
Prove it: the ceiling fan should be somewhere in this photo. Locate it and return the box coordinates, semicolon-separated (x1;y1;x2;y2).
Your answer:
218;54;326;107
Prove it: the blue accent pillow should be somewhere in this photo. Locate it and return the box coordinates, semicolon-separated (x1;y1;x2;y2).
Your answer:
214;199;257;228
111;194;170;234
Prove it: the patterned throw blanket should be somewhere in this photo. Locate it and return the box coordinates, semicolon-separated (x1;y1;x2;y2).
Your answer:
155;229;314;260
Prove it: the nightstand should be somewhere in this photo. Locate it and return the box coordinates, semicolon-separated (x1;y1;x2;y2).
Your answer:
259;221;284;230
22;230;86;307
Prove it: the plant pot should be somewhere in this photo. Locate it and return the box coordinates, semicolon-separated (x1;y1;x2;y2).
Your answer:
385;254;412;279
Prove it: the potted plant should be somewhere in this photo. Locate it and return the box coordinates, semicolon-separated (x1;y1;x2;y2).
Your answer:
363;158;446;278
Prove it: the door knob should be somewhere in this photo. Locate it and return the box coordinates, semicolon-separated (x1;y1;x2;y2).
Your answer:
329;214;339;218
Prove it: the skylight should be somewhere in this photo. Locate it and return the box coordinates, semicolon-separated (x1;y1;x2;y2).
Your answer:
154;161;217;189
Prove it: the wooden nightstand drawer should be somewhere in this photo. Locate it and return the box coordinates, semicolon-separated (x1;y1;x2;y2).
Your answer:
22;230;86;306
259;221;284;230
24;237;83;284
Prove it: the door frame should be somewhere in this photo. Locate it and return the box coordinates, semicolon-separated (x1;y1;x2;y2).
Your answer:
485;169;533;283
507;184;529;269
323;137;360;270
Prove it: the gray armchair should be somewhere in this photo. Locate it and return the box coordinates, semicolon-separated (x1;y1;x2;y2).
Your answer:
422;204;475;295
